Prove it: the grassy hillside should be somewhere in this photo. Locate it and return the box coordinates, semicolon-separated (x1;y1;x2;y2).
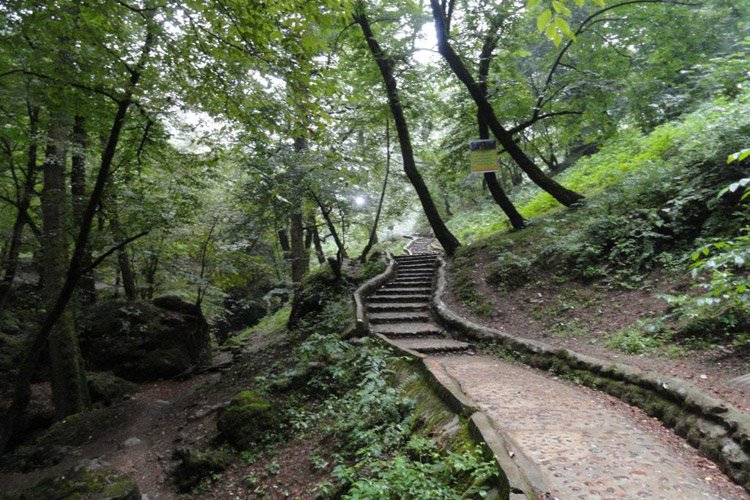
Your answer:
446;91;750;360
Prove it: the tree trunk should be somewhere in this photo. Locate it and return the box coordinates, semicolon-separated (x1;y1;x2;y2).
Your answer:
430;0;583;208
142;250;159;299
354;7;461;256
443;196;453;217
290;208;306;283
0;105;40;310
309;213;326;264
360;115;391;262
288;137;311;328
118;248;137;300
277;228;291;256
479;114;526;230
474;28;526;230
107;197;137;301
0;23;155;453
71;116;96;303
42;114;90;419
311;192;348;260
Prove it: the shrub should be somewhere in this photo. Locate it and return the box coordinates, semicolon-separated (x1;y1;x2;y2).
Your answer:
485;251;531;290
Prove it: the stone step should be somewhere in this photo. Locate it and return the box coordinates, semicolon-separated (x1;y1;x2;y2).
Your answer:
389;278;433;284
391;338;472;353
386;282;433;289
371;322;443;337
366;302;429;312
395;252;436;258
392;273;433;278
368;311;432;323
398;263;436;269
367;293;431;303
398;257;436;262
396;270;435;276
378;286;432;295
396;259;437;267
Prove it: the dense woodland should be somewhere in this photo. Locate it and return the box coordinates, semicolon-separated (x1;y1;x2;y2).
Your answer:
0;0;749;497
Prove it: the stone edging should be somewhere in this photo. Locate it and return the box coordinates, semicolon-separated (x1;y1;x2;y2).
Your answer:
432;256;750;492
353;256;551;499
352;255;397;336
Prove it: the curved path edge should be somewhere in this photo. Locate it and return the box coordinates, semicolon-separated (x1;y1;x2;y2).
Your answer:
431;256;750;492
353;255;552;499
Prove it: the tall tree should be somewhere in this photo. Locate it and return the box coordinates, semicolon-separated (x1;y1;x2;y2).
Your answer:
0;104;40;310
0;6;157;451
70;115;96;304
360;115;392;261
430;0;583;207
42;111;90;418
354;2;461;256
475;20;526;230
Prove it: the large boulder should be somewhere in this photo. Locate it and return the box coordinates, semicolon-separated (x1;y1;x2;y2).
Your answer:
5;458;140;499
79;298;211;382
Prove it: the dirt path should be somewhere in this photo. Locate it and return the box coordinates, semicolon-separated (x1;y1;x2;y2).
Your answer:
0;373;221;498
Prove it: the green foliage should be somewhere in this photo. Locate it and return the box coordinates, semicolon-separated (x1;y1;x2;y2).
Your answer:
224;305;291;348
485;251;532;290
606;320;668;355
216;391;281;450
294;335;496;498
338;443;497;499
662;226;750;349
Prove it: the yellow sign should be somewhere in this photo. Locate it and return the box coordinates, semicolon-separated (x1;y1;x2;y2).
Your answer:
469;139;497;173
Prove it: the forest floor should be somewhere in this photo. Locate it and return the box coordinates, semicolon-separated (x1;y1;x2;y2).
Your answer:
443;255;750;413
0;327;330;499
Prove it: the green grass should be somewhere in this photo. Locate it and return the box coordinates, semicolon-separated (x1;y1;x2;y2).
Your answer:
224;305;291;347
447;92;750;246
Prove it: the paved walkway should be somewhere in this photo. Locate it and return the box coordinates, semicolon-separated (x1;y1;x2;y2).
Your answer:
365;237;747;499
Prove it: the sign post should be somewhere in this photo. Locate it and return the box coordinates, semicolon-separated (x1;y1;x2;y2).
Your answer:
469;139;498;173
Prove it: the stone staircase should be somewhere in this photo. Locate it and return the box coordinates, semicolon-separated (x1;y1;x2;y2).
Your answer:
366;253;472;355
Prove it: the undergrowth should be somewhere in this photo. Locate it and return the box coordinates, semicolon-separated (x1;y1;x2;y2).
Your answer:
193;264;498;497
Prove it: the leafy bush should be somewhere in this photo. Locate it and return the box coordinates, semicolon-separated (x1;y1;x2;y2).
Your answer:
663;226;750;347
485;251;531;290
338;443;497;499
606;320;668;354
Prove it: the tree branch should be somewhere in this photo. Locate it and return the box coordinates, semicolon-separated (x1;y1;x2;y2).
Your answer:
508;110;583;135
81;231;149;276
533;0;695;121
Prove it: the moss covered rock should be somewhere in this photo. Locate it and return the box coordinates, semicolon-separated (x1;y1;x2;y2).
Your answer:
87;371;139;406
216;390;279;449
171;447;229;492
5;459;139;499
484;252;531;290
